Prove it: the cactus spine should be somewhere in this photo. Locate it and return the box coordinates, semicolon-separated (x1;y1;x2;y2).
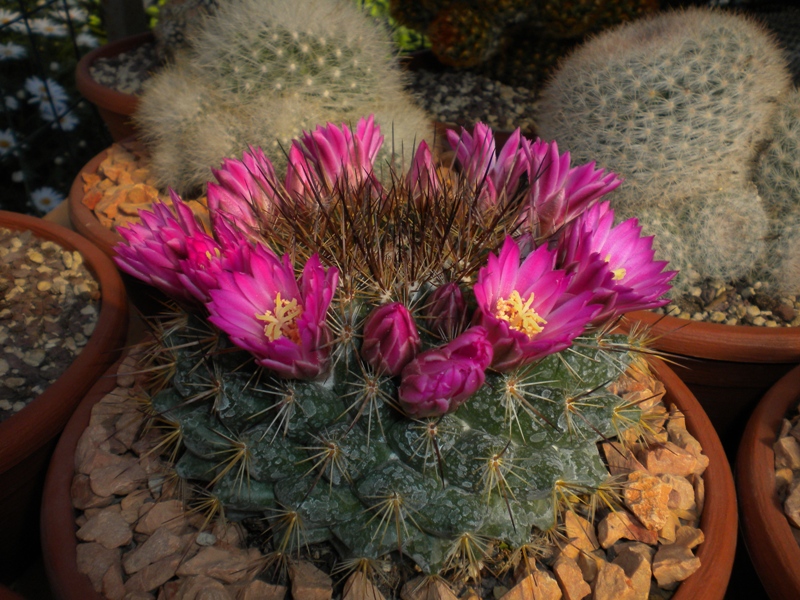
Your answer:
135;0;432;195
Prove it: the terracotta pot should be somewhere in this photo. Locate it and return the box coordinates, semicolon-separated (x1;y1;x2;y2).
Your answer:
737;362;800;600
41;355;735;599
622;310;800;460
75;32;153;141
0;211;128;583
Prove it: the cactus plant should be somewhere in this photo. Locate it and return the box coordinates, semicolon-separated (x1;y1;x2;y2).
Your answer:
135;0;432;196
757;87;800;221
536;7;791;295
114;117;675;587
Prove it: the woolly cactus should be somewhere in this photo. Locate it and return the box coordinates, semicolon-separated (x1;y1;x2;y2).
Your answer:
151;0;220;62
537;7;791;295
115;118;674;586
757;87;800;220
135;0;432;195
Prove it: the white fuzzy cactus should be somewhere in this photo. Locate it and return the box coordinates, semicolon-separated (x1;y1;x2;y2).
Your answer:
136;0;432;194
536;7;791;295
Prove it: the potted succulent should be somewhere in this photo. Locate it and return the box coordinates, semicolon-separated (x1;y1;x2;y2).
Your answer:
74;31;154;141
42;117;736;598
737;363;800;600
0;210;128;580
534;7;800;456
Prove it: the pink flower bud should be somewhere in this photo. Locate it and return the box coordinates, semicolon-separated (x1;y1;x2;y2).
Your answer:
398;327;493;418
361;302;421;376
426;282;467;339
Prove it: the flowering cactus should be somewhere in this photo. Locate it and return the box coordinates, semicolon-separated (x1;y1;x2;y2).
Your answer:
115;115;675;588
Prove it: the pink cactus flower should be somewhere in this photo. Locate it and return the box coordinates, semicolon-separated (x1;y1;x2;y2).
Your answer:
425;282;468;339
208;146;281;238
473;236;600;371
406;141;441;197
206;246;338;380
361;302;421;376
559;201;676;322
447;123;529;208
398;327;493;418
114;191;218;304
285;115;384;198
521;139;621;239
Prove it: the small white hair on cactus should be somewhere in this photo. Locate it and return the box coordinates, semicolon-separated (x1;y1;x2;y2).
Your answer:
685;182;769;286
134;0;431;195
537;6;791;208
756;88;800;220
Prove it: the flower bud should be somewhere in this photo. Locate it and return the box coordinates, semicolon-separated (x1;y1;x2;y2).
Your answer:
398;327;493;418
361;302;421;376
426;282;467;339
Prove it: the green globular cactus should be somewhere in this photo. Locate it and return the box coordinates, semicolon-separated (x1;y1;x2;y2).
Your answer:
115;118;677;587
135;0;432;195
144;317;645;576
537;7;791;295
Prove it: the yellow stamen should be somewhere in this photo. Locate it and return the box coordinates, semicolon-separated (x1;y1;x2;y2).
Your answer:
604;254;626;281
205;248;222;261
495;290;547;339
256;292;303;343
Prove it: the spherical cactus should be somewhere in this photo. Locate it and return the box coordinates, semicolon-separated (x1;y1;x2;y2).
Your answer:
537;7;791;212
135;0;433;195
151;0;220;62
756;87;800;220
116;118;675;587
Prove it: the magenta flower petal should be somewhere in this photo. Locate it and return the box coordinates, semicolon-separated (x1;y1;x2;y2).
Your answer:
361;302;421;376
398;327;493;418
406;141;441;197
521;140;622;239
285;115;383;197
426;282;467;339
473;236;600;371
206;246;338;380
208;147;281;239
114;192;220;304
447;123;530;208
559;201;675;322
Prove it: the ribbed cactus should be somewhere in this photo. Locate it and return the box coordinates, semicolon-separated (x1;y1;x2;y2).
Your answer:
537;7;791;295
116;118;674;585
135;0;432;195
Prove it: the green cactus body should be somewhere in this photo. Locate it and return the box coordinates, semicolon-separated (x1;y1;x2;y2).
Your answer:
144;316;645;575
135;0;432;195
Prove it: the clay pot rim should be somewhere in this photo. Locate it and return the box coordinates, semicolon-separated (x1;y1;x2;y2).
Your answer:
623;309;800;364
0;210;128;474
74;32;152;116
41;356;736;600
737;363;800;600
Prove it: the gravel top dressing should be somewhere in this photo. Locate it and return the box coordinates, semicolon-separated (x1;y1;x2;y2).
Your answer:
0;226;100;421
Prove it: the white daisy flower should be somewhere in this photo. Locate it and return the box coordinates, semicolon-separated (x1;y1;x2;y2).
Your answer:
0;8;21;27
30;186;65;212
40;103;80;131
55;7;87;22
29;18;67;37
24;76;69;107
5;96;19;110
0;129;16;156
76;32;98;48
12;171;23;183
0;42;26;60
